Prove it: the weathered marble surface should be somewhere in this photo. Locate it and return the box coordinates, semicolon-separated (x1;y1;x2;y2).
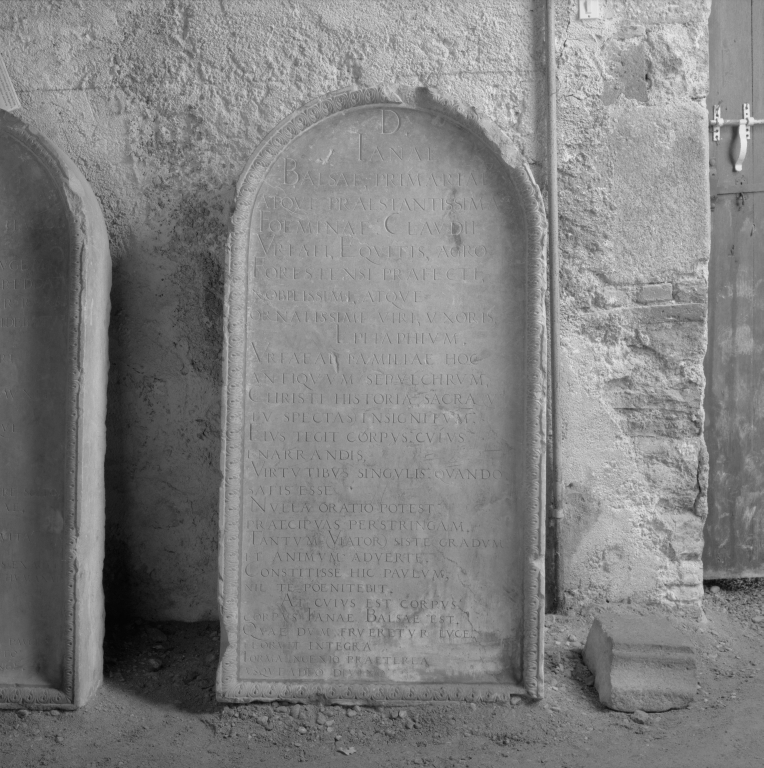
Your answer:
218;86;546;703
583;613;696;712
0;0;710;622
0;112;111;709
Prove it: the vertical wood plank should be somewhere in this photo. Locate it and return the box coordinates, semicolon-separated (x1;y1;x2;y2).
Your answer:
704;0;763;576
737;0;764;571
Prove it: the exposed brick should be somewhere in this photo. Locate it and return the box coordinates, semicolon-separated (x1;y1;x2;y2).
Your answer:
637;282;674;304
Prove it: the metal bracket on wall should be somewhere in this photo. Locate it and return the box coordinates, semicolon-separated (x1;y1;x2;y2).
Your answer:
578;0;601;20
710;103;764;172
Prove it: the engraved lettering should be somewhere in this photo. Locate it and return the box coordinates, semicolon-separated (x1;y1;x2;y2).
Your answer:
222;94;544;697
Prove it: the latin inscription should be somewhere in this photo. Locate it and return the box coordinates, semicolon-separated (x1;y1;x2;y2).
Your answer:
238;105;528;686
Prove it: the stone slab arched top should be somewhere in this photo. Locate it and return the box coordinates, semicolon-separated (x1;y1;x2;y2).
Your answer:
219;85;547;703
0;112;110;709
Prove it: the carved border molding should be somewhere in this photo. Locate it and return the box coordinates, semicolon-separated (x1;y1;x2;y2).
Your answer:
220;85;547;703
220;681;524;704
0;115;85;710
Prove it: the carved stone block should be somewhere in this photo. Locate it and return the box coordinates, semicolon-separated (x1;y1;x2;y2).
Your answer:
583;613;696;712
0;112;111;709
218;86;546;703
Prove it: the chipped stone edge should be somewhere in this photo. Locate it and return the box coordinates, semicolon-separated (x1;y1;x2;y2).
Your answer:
0;112;110;710
583;614;697;712
218;84;547;703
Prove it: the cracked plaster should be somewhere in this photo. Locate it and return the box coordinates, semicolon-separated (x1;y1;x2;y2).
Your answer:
0;0;710;619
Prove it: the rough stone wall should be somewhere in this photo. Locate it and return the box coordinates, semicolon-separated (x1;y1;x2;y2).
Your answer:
556;0;711;608
0;0;709;619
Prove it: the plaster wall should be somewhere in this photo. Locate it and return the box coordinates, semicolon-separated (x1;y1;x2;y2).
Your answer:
0;0;710;620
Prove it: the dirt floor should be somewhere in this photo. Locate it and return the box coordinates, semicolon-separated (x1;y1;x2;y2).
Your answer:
1;580;763;768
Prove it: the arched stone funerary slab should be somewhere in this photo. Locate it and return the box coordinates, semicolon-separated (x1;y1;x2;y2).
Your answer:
219;86;546;703
0;113;110;709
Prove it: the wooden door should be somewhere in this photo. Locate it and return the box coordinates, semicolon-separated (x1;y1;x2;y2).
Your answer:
705;0;764;577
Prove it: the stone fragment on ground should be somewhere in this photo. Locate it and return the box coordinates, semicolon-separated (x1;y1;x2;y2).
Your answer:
583;613;696;712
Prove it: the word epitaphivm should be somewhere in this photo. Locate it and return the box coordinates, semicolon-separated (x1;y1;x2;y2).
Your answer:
0;112;110;709
219;87;546;703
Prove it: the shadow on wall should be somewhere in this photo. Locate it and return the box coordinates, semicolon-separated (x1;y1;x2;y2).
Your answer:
104;261;133;626
102;182;231;623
